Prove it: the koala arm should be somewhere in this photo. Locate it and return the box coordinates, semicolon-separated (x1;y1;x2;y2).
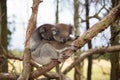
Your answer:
56;47;73;53
31;39;75;65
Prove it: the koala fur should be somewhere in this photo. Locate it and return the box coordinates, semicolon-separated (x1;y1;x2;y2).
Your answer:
39;24;54;40
30;24;54;51
30;23;75;65
31;40;74;65
51;23;73;43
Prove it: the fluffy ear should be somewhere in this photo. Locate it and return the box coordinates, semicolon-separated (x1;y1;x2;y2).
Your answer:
69;24;73;34
51;27;57;35
39;27;46;33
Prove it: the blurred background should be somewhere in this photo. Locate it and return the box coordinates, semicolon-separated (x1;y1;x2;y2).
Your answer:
0;0;120;80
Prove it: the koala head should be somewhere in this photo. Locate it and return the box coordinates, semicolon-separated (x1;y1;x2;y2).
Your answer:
51;23;73;43
39;24;54;40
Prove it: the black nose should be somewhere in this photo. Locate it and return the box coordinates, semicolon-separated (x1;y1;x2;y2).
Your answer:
62;38;66;43
48;37;53;41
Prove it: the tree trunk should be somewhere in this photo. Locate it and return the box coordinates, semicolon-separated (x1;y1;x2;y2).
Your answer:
0;1;8;80
17;0;42;80
55;0;59;24
74;0;80;36
73;0;81;80
55;0;60;79
0;0;8;73
85;0;92;80
110;22;120;80
110;0;120;80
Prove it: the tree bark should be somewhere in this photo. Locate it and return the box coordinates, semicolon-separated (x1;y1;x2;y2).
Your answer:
0;73;19;80
63;45;120;74
110;1;120;80
30;60;59;79
73;4;120;48
17;0;42;80
0;0;8;76
63;4;120;74
85;0;92;80
110;19;120;80
74;0;80;36
55;0;60;77
73;0;81;80
55;0;59;24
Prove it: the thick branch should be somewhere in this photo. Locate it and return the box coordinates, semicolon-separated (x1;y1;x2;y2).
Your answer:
74;4;120;48
17;0;42;80
63;45;120;74
29;60;59;80
25;0;42;47
44;73;61;79
0;73;19;80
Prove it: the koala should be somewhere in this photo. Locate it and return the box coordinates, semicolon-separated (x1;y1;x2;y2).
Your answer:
30;23;76;65
30;24;54;51
31;39;75;65
51;23;73;43
30;23;74;51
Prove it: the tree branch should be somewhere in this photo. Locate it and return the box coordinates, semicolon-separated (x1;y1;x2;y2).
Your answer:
0;73;19;80
63;45;120;74
17;0;42;80
29;4;120;79
29;60;60;80
0;45;22;61
81;4;105;22
74;4;120;48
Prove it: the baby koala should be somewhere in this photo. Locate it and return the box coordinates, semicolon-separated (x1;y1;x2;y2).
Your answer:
30;23;73;51
30;24;54;51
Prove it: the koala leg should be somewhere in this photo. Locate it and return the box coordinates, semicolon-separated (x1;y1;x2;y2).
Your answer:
41;43;66;63
31;47;51;65
31;43;53;65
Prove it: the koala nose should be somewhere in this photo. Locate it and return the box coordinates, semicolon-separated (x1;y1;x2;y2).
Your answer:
48;37;53;41
62;38;66;43
48;37;51;40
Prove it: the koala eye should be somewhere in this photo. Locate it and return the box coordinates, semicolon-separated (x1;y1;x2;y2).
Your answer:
51;27;59;35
